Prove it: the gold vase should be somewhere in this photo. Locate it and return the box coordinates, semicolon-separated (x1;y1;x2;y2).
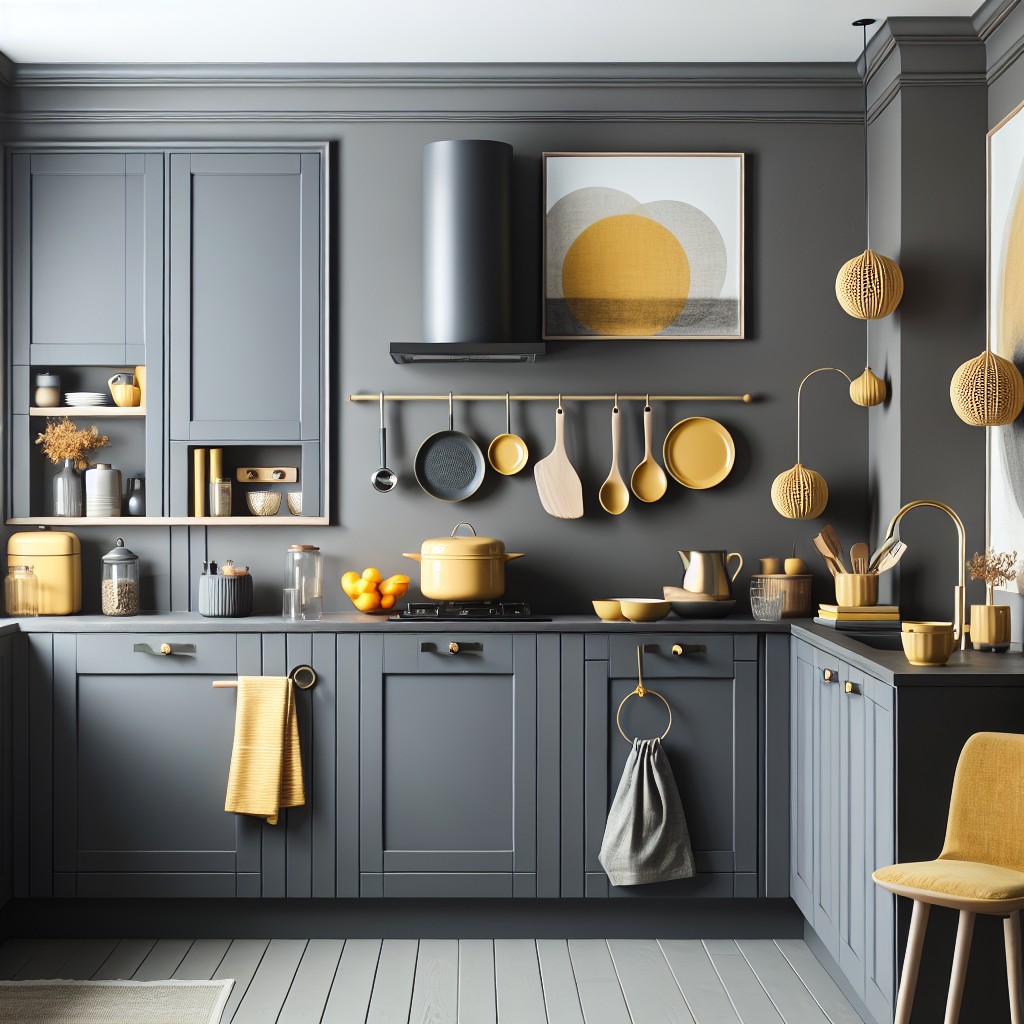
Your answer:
970;604;1011;653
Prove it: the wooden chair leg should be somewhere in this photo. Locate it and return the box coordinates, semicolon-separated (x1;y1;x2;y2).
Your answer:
944;909;976;1024
895;900;931;1024
1005;911;1024;1024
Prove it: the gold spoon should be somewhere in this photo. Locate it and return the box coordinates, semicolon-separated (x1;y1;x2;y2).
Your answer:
630;397;668;502
598;399;630;515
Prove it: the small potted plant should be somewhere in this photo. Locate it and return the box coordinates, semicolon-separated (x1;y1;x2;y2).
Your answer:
35;417;110;517
967;549;1019;652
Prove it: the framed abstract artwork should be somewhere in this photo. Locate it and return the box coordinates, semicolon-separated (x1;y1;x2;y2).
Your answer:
988;100;1024;585
542;152;745;340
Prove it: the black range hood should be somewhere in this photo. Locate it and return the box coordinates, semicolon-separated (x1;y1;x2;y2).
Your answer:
391;139;545;364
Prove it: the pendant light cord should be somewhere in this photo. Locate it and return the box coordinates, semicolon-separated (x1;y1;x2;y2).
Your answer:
862;19;870;252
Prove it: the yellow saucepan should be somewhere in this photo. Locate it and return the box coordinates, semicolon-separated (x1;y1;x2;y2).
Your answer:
404;522;524;601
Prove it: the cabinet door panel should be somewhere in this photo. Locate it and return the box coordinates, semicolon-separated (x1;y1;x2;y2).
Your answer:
169;151;322;443
812;647;842;957
839;666;868;999
790;638;815;918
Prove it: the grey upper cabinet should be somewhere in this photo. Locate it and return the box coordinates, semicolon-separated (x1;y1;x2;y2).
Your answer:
169;151;324;444
10;152;163;367
583;634;758;899
359;632;542;898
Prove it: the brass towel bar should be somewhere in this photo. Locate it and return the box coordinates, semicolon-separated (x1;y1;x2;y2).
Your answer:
213;664;317;690
349;392;753;404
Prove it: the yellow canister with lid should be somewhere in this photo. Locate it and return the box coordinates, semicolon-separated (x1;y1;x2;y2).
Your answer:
7;531;82;615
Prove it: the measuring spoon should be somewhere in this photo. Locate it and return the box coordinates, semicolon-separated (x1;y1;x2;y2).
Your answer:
371;392;398;493
487;393;529;476
630;398;668;502
598;400;630;515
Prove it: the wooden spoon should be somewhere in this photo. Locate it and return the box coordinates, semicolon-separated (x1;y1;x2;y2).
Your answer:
630;401;668;503
820;524;849;573
534;398;584;519
813;535;842;576
850;542;869;574
598;402;630;515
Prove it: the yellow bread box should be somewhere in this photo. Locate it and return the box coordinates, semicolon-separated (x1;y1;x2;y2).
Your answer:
7;531;82;615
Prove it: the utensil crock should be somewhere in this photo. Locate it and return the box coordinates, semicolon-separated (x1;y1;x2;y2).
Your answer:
834;572;878;607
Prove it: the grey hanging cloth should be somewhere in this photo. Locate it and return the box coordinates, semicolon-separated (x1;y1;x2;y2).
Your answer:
598;737;695;886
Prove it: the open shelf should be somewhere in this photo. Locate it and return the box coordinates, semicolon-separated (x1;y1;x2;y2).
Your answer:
6;516;329;527
30;406;146;417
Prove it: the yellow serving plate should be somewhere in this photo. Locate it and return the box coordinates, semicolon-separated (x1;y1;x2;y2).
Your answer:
662;416;736;489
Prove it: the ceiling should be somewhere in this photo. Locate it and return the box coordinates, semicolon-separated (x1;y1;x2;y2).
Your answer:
0;0;984;65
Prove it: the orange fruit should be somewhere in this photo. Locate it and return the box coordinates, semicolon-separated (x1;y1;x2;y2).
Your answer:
341;571;361;597
353;578;378;596
354;591;382;612
380;593;396;610
380;576;410;596
362;567;383;584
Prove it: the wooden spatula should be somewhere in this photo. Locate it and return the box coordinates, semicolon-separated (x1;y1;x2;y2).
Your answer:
850;542;870;574
820;524;848;573
534;400;584;519
813;534;842;576
874;540;907;574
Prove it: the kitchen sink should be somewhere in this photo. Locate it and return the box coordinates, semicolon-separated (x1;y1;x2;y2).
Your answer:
843;632;904;651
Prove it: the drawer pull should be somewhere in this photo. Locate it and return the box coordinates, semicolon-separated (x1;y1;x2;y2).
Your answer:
845;681;860;695
670;643;707;657
133;641;196;657
823;668;836;682
420;641;484;655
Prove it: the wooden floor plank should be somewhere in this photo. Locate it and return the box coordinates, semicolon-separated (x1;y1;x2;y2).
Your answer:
609;938;695;1024
659;940;742;1024
409;938;459;1024
735;940;831;1024
174;938;234;981
132;938;193;981
705;951;785;1024
92;938;157;980
494;939;547;1024
536;939;584;1024
458;939;496;1024
57;938;120;980
0;939;44;980
233;938;308;1024
703;940;741;955
774;940;865;1024
215;938;271;1024
14;938;82;979
365;939;418;1024
278;939;345;1024
567;939;631;1024
321;937;382;1024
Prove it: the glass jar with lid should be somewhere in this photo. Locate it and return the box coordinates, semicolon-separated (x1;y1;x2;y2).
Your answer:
284;544;322;620
5;565;38;617
101;538;140;616
34;372;61;408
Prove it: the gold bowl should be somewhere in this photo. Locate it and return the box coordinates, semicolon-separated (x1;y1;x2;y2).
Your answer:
617;598;671;623
246;490;282;516
901;621;955;666
286;491;302;516
592;599;626;622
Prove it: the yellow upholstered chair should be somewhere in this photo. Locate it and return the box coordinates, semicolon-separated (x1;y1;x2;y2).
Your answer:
873;732;1024;1024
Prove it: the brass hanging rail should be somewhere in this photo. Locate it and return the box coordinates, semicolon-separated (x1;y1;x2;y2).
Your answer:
348;392;754;403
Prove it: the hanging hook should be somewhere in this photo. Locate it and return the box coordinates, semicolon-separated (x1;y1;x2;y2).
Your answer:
557;393;563;415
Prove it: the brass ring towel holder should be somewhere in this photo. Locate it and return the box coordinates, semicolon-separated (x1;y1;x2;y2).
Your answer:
616;645;672;743
212;664;317;690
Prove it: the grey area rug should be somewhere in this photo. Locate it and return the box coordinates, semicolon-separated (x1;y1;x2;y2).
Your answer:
0;979;234;1023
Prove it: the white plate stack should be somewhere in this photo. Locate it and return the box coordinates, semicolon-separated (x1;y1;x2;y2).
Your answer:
65;392;108;406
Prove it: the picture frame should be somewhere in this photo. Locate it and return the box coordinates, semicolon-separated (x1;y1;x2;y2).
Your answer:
542;152;745;341
986;100;1024;585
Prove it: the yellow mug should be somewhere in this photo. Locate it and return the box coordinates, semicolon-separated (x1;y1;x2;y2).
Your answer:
108;375;141;408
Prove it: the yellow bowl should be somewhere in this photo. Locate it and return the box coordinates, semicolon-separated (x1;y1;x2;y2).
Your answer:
592;599;626;622
901;622;955;666
617;598;671;623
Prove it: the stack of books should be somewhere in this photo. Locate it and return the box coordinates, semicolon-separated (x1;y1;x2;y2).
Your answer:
814;604;900;631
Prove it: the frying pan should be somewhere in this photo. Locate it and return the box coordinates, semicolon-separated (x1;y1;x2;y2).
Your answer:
414;393;486;501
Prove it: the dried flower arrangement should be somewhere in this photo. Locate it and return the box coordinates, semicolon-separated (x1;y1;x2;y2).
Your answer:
967;548;1020;602
34;417;110;467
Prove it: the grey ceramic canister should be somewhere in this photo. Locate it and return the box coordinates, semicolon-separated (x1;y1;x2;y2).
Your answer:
84;464;122;517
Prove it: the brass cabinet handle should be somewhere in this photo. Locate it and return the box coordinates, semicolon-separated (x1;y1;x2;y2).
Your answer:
160;643;172;655
133;641;197;657
823;668;836;682
672;644;683;657
420;641;484;655
845;681;860;695
668;643;706;657
449;642;460;654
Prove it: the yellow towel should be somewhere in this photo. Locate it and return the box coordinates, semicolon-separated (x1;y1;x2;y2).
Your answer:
224;676;305;825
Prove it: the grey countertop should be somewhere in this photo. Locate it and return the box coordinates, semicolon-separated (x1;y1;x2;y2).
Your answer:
792;621;1024;685
1;612;790;634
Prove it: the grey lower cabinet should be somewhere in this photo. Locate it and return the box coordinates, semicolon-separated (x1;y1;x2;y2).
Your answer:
790;635;895;1024
358;632;548;898
39;631;346;898
582;633;759;898
0;635;13;909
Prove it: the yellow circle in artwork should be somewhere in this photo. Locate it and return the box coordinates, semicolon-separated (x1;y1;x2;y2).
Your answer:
562;214;690;336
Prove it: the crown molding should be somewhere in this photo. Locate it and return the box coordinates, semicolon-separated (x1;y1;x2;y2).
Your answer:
973;0;1020;41
6;61;856;90
0;50;14;88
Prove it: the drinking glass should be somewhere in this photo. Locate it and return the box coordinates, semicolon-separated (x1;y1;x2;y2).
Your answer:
282;587;300;621
750;579;784;622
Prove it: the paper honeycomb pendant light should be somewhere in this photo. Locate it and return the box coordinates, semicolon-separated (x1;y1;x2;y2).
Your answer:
771;463;829;520
950;350;1024;426
849;366;887;407
836;249;904;320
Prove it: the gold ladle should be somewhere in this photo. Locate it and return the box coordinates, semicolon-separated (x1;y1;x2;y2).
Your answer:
630;397;668;502
598;398;630;515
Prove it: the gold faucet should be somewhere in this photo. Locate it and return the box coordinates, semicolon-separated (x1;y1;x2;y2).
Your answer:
880;500;967;649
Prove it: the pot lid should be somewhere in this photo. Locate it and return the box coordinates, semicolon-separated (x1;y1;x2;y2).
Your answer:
421;522;506;557
102;537;138;564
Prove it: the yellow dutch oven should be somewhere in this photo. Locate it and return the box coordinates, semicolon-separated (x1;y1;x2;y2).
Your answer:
404;523;524;601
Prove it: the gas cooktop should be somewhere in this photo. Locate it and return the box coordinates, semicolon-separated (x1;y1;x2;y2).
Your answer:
389;601;551;622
